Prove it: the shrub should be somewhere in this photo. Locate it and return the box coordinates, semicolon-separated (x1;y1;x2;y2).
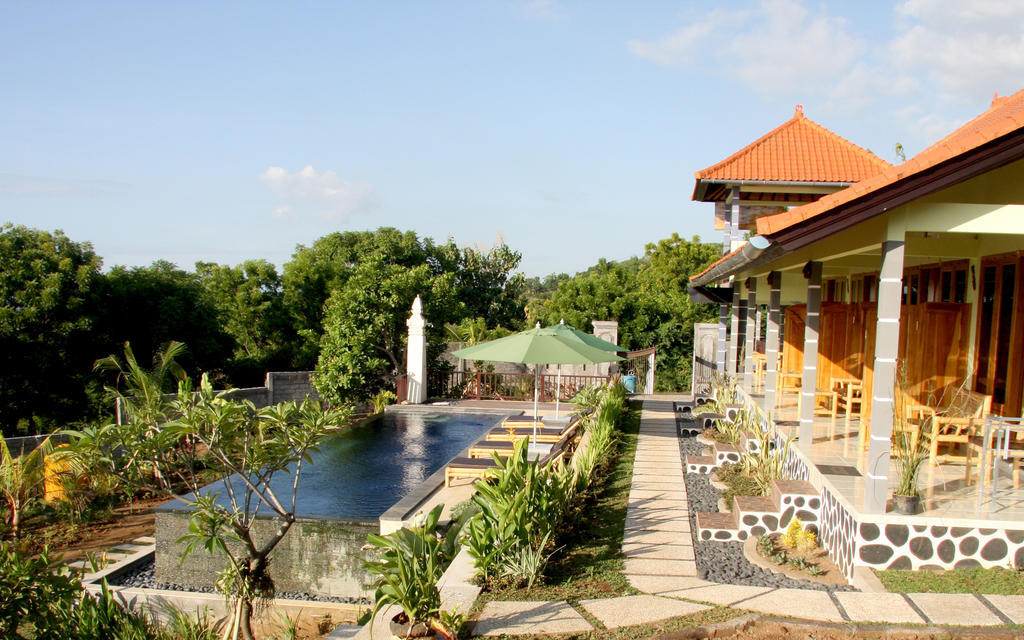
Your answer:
716;463;763;509
363;504;463;635
780;517;818;552
371;389;397;414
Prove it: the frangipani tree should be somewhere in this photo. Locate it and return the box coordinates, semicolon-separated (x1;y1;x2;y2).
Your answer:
74;345;351;640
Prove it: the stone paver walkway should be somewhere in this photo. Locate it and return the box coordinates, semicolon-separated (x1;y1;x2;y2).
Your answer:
343;397;1024;637
623;399;697;584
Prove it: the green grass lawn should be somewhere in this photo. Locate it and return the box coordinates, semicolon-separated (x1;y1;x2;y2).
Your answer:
876;566;1024;594
480;400;643;602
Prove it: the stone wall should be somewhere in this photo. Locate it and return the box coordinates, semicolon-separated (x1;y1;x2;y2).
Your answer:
116;371;318;423
154;511;376;599
266;371;319;404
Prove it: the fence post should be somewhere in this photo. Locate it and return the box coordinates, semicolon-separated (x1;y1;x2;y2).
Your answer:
475;370;482;400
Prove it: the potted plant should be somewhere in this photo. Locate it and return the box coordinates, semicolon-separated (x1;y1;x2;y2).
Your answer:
364;504;462;639
892;422;927;515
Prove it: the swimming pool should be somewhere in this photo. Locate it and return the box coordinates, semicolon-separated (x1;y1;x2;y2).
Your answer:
161;410;503;521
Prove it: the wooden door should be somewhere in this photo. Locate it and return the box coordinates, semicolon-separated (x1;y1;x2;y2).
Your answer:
974;254;1024;416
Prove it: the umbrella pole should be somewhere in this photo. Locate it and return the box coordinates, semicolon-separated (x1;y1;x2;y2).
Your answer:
532;365;539;446
555;365;562;419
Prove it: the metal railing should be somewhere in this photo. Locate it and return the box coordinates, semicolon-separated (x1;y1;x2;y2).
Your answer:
428;370;610;402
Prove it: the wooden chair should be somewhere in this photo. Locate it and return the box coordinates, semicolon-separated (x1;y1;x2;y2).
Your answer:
830;378;864;426
905;386;992;466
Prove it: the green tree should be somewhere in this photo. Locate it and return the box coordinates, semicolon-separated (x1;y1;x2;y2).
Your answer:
99;261;232;382
286;228;526;372
196;260;292;384
315;257;463;405
73;348;350;640
283;228;433;368
0;223;103;435
525;234;719;390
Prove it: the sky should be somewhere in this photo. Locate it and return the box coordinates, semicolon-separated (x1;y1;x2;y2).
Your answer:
3;0;1024;277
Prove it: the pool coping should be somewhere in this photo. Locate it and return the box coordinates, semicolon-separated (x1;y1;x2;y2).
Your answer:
378;405;519;532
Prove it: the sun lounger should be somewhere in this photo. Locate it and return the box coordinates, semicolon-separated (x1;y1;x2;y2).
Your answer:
467;440;517;458
486;415;581;442
445;439;570;487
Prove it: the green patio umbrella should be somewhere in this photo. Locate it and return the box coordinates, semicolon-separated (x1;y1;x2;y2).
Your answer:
544;320;626;418
452;323;622;443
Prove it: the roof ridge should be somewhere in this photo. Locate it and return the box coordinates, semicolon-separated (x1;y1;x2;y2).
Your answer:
694;113;802;179
693;108;892;183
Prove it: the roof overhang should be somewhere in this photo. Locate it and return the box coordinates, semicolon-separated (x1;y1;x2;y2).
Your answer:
692;179;853;203
687;285;733;304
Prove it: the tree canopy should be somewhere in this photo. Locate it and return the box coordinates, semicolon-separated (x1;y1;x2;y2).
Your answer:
0;224;103;434
526;234;719;390
1;221;717;435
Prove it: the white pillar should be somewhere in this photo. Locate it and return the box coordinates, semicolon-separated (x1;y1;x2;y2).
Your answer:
865;238;905;513
406;296;427;404
717;303;729;375
592;320;619;377
765;271;782;414
728;285;741;377
744;278;757;391
799;262;823;449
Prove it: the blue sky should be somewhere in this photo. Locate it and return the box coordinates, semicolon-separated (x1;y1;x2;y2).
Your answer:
3;1;1024;276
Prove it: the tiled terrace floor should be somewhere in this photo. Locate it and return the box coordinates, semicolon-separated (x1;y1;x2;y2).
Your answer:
752;389;1024;524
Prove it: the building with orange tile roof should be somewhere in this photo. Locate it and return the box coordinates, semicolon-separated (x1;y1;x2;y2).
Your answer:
685;89;1024;582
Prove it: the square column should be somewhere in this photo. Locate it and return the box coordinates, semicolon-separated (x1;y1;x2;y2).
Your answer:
764;271;782;413
799;262;823;449
865;239;905;513
730;185;742;251
717;303;728;375
728;284;741;376
743;278;757;391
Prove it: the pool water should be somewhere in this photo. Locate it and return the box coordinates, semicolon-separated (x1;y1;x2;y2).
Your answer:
167;411;501;521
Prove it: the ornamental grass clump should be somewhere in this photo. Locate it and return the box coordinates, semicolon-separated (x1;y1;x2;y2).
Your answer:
467;380;627;589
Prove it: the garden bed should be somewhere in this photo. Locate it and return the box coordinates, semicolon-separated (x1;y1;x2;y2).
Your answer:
478;399;642;602
678;425;854;592
18;496;161;562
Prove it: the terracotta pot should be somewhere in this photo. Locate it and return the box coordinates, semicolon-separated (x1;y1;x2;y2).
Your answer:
389;613;433;639
893;494;920;515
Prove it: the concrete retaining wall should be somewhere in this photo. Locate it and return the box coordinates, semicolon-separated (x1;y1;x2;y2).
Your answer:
155;511;376;599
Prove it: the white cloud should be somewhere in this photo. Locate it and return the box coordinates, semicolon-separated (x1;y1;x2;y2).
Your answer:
628;1;877;108
260;165;375;219
627;13;727;67
521;0;564;22
271;205;294;219
892;0;1024;99
626;0;1024;149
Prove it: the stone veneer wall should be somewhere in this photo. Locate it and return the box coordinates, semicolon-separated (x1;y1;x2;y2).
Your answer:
736;389;1024;579
155;511;376;599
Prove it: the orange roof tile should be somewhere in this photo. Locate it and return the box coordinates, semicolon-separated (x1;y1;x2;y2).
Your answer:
694;106;891;186
757;89;1024;236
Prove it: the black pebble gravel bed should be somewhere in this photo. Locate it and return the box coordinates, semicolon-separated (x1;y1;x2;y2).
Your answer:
675;416;855;592
109;558;371;604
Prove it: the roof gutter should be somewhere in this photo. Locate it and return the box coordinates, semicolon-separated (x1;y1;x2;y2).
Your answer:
690;235;777;287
